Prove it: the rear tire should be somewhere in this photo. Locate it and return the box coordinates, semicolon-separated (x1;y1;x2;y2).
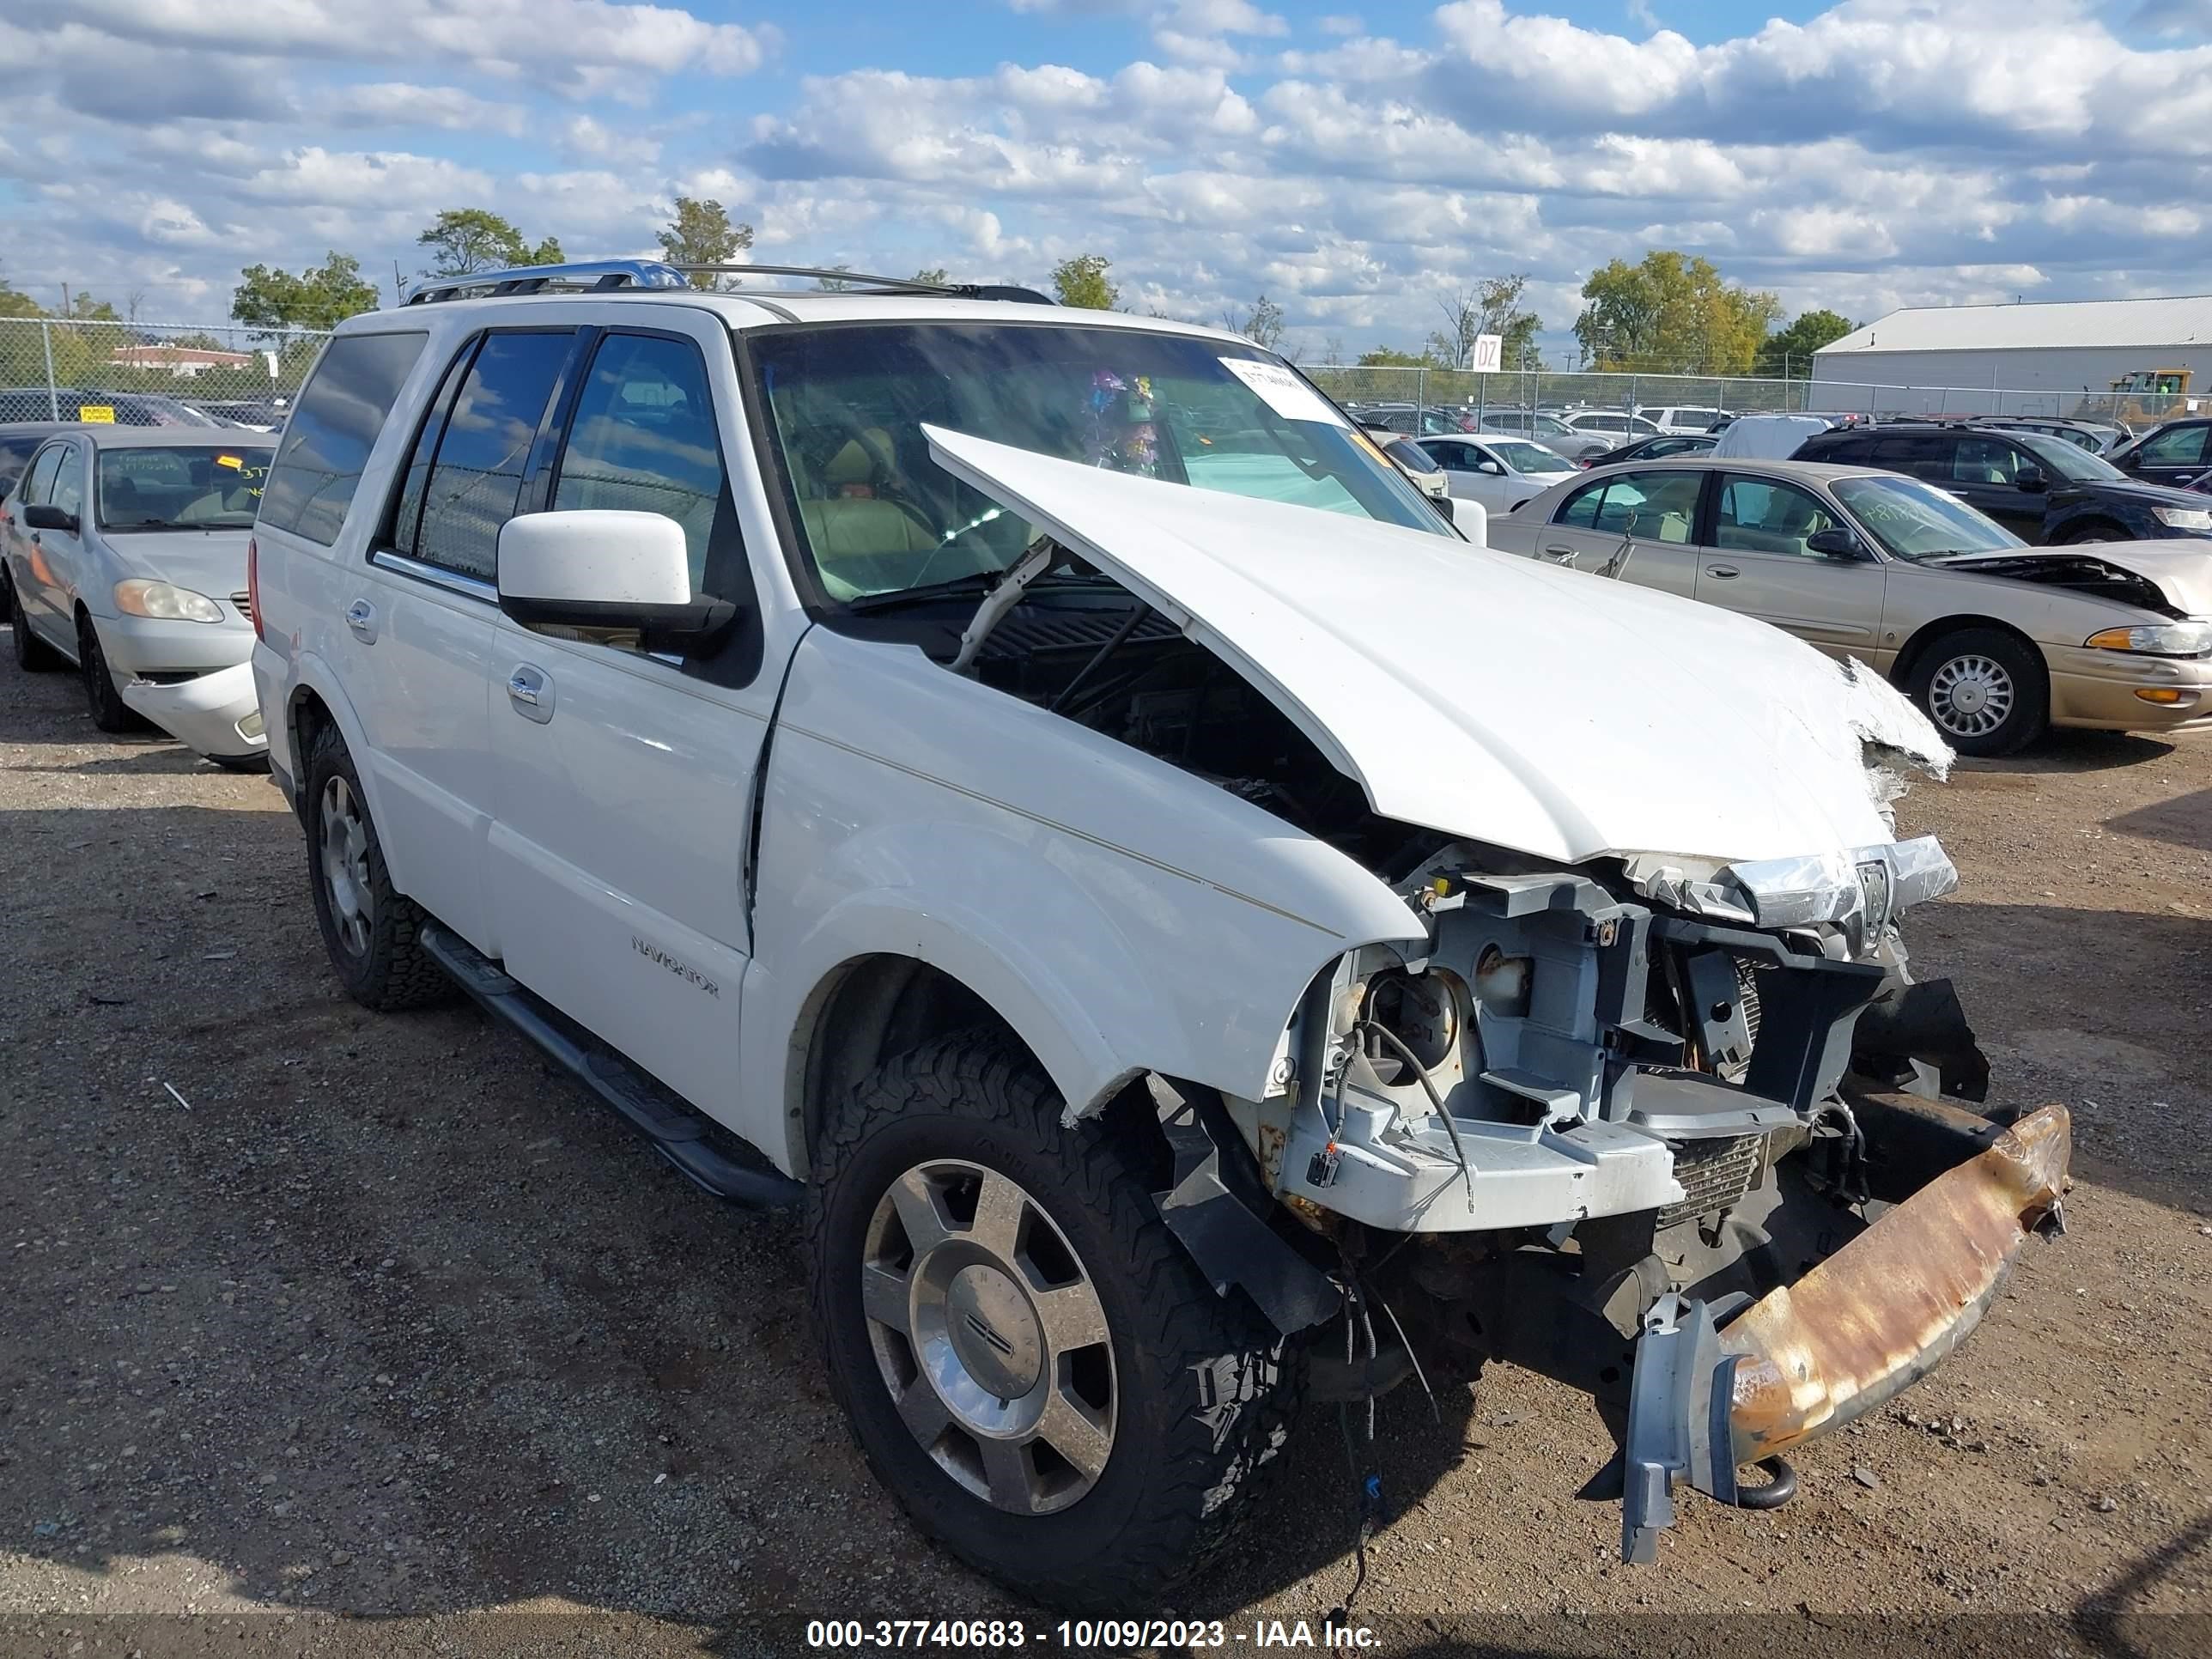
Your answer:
810;1032;1299;1611
302;723;452;1011
77;614;143;733
9;570;62;671
1906;627;2047;757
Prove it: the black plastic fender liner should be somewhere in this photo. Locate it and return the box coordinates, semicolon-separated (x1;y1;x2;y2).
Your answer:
1146;1075;1340;1335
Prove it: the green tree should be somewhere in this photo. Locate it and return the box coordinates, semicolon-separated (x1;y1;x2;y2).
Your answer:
814;264;854;292
416;209;562;278
1573;250;1781;374
1050;252;1119;310
1357;346;1433;367
1429;276;1542;371
1222;293;1285;351
0;281;44;319
1757;307;1856;376
64;293;121;321
230;252;381;334
655;196;753;289
910;266;950;287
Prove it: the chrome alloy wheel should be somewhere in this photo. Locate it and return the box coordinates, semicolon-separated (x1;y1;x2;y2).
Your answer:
1927;652;2015;739
318;775;374;957
862;1159;1116;1515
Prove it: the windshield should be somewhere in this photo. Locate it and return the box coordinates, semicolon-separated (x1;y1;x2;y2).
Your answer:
97;444;273;530
748;323;1447;604
2014;431;2125;483
1491;440;1570;473
1830;475;2024;560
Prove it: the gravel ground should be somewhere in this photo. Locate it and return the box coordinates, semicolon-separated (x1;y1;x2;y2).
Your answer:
2;647;2208;1657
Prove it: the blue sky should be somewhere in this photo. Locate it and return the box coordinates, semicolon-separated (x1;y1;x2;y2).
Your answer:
4;0;2212;357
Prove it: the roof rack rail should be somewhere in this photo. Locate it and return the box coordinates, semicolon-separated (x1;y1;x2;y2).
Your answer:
403;259;1055;307
404;259;690;305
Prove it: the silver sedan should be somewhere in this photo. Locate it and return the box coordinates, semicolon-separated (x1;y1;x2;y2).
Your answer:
2;427;272;765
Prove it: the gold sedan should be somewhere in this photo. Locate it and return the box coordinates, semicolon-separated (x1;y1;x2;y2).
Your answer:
1484;458;2212;755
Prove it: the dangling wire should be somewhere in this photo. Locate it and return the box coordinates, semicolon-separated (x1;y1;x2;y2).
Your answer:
1355;1018;1476;1207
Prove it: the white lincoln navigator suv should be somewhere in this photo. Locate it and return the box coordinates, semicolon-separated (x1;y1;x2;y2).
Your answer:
250;261;2068;1607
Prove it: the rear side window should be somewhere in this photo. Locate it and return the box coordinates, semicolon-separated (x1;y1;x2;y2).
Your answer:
551;332;726;587
413;331;576;581
260;332;428;545
1557;470;1701;540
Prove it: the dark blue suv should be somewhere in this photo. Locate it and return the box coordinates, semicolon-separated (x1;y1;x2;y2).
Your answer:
1794;422;2212;544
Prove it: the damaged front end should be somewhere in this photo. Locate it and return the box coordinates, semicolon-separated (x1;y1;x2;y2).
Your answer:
914;425;2072;1563
1213;835;2070;1561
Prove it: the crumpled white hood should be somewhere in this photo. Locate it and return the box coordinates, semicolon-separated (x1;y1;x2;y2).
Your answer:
926;428;1952;868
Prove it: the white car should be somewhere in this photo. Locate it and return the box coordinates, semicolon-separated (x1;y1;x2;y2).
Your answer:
1414;433;1578;512
1555;409;1662;445
3;426;272;765
246;261;2069;1607
1642;405;1729;434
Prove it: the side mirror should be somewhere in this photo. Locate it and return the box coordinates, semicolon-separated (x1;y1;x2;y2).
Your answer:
496;511;737;647
1477;458;1505;475
2014;465;2049;493
22;502;78;534
1804;526;1866;560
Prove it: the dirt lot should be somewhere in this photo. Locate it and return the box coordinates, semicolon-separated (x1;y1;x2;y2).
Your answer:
2;649;2209;1657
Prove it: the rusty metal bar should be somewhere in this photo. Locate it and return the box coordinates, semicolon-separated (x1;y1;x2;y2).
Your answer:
1718;1103;2070;1462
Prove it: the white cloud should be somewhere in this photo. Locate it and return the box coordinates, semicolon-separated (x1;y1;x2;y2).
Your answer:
559;114;663;166
55;0;777;94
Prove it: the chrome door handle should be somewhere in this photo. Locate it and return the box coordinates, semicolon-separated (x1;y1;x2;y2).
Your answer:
1705;564;1740;579
344;598;378;642
507;665;554;724
1541;545;1580;565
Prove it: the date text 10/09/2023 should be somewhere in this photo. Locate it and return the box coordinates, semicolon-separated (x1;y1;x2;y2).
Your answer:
805;1619;1382;1650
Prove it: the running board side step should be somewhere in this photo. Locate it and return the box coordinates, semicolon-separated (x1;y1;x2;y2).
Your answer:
419;925;803;1210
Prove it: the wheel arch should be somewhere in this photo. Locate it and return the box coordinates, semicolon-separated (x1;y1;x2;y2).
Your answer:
278;657;416;890
1889;612;2048;692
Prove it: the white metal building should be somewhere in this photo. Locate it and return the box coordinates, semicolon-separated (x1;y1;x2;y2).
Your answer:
1809;295;2212;418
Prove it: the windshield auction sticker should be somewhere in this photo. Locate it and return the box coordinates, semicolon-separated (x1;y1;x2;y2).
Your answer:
1218;356;1347;426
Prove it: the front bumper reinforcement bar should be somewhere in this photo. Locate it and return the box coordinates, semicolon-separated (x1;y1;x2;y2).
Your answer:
1621;1102;2070;1561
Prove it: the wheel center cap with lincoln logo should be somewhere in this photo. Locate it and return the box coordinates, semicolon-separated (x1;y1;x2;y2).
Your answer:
946;1264;1042;1399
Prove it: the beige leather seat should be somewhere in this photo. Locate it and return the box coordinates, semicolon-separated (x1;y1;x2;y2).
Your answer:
798;432;938;564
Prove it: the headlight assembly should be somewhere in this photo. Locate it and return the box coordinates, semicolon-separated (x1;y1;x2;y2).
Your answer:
2084;620;2212;657
113;580;224;624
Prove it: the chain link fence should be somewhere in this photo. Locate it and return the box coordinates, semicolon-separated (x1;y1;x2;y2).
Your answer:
1296;362;2203;431
0;319;331;428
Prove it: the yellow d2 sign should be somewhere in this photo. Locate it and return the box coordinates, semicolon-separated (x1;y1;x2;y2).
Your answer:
77;404;116;423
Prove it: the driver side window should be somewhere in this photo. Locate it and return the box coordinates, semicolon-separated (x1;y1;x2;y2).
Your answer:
552;332;730;591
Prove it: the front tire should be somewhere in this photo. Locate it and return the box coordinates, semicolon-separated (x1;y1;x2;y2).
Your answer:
810;1032;1298;1610
77;614;143;733
1907;627;2048;757
301;724;451;1011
